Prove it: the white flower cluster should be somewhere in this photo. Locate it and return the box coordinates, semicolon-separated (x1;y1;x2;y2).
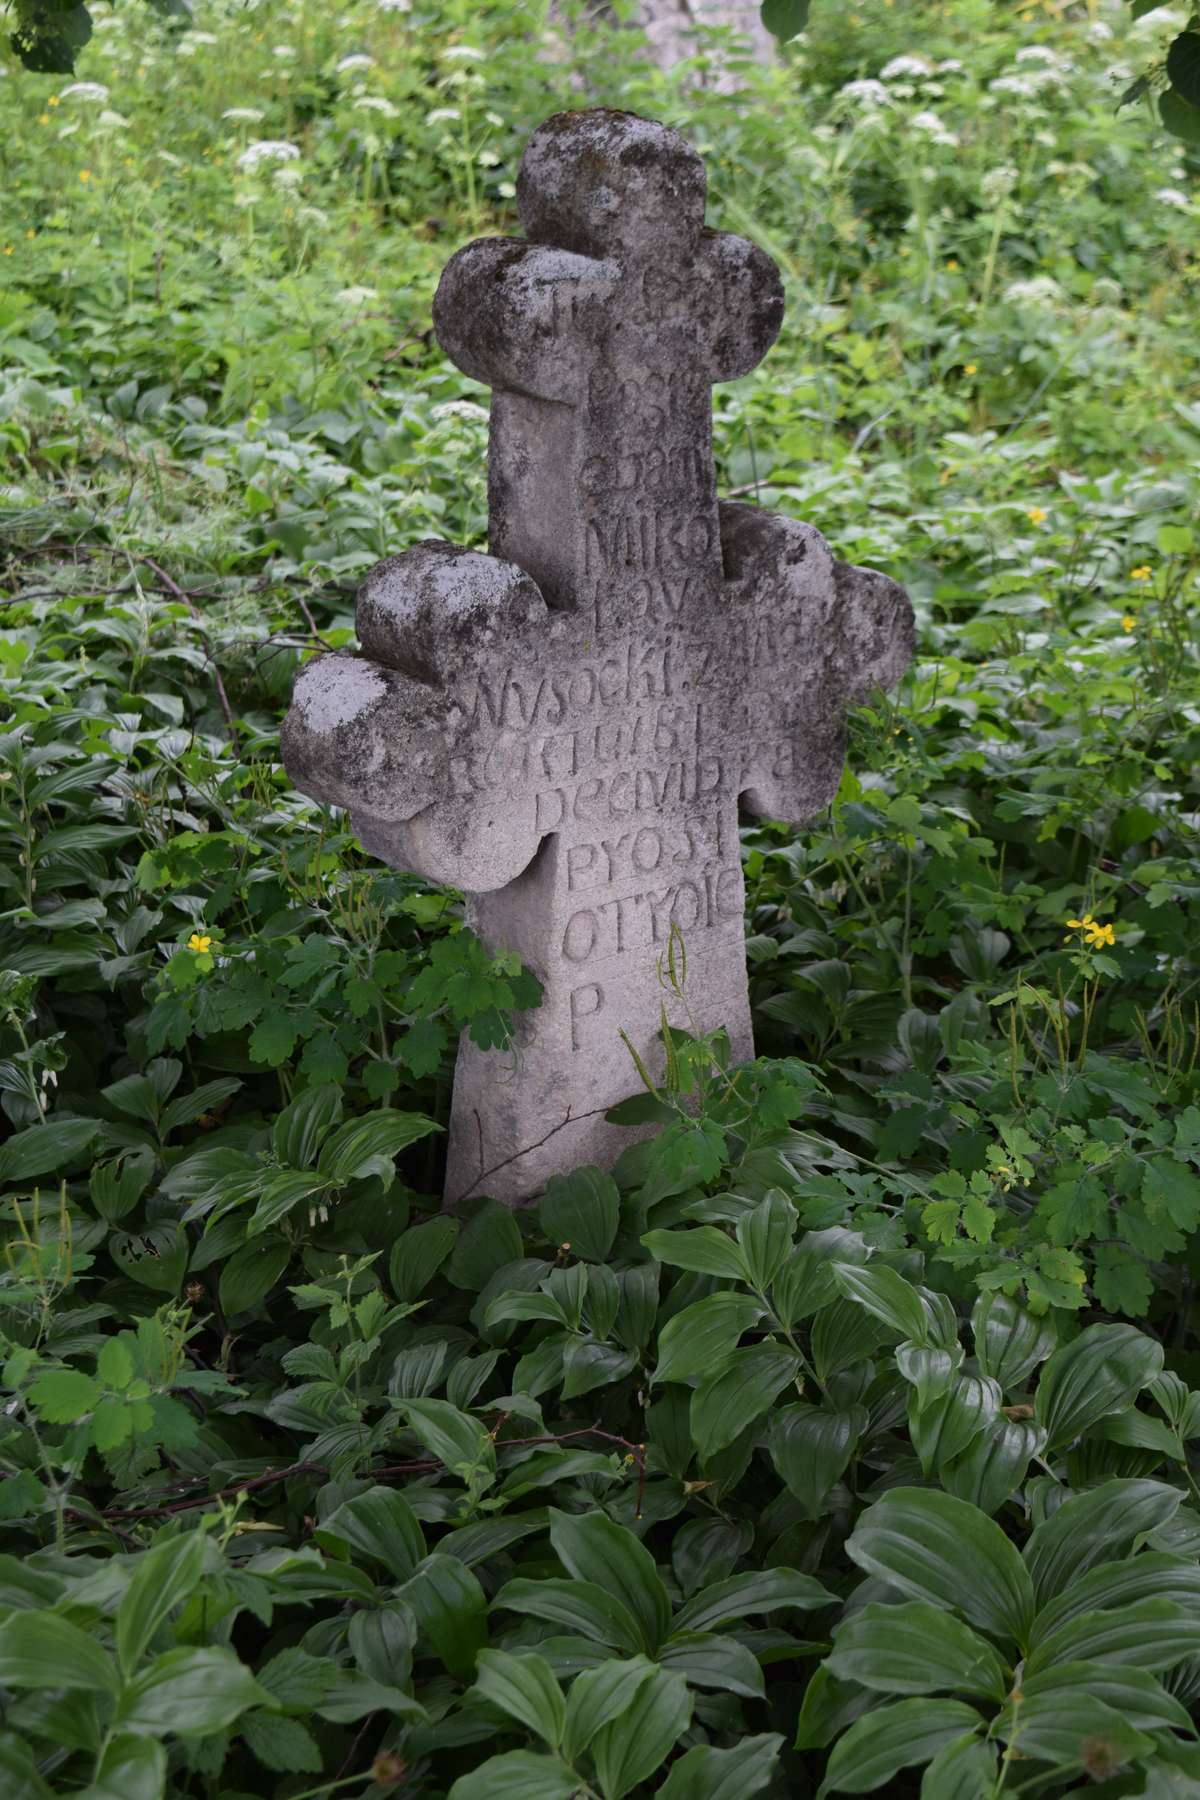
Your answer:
222;107;266;123
335;285;379;308
980;164;1019;205
237;139;302;172
839;78;891;108
1015;45;1072;70
910;110;958;147
58;82;109;102
1002;275;1065;308
1154;187;1193;210
989;46;1074;101
879;53;933;81
336;53;375;72
431;400;489;422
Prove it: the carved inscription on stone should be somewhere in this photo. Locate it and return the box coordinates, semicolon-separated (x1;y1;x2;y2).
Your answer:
282;107;914;1204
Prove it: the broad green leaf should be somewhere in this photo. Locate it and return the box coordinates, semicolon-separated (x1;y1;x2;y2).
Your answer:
909;1374;1001;1478
1096;1408;1185;1459
0;1610;118;1694
761;0;810;46
1029;1553;1200;1648
116;1533;206;1674
831;1262;930;1345
1167;29;1200;107
691;1345;800;1460
561;1339;637;1400
563;1656;656;1761
657;1630;765;1698
650;1293;762;1386
972;1292;1056;1392
401;1553;488;1681
401;1399;495;1478
736;1189;797;1287
821;1699;984;1796
768;1403;865;1517
1161;87;1200;143
315;1486;425;1581
0;1115;99;1182
449;1201;524;1291
674;1567;835;1633
657;1732;783;1798
590;1665;691;1800
1026;1598;1200;1675
116;1646;267;1734
796;1665;874;1752
541;1166;620;1262
218;1236;291;1315
994;1688;1152;1768
158;1077;241;1139
846;1488;1035;1649
919;1733;997;1799
0;1733;53;1799
318;1110;439;1185
246;1170;330;1236
1034;1323;1163;1451
641;1226;746;1279
895;1344;960;1412
941;1419;1044;1517
1023;1478;1182;1604
81;1734;166;1800
495;1577;643;1654
826;1602;1009;1701
472;1649;564;1748
549;1508;670;1654
1017;1660;1192;1735
447;1752;582;1800
389;1216;458;1301
272;1083;342;1167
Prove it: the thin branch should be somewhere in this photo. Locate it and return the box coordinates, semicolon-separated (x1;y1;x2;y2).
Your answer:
140;555;240;743
452;1103;614;1206
98;1422;647;1523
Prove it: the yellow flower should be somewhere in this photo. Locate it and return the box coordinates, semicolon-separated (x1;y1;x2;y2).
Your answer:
1067;914;1115;949
946;259;960;272
2;247;11;257
1122;613;1136;632
38;113;50;125
48;94;59;105
1027;506;1047;526
79;169;91;183
1130;565;1151;581
963;361;977;375
188;933;212;954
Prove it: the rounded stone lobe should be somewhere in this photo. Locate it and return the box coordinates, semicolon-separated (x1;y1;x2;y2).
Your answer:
516;108;707;260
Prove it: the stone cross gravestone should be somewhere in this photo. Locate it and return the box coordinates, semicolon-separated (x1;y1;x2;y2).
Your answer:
282;108;913;1205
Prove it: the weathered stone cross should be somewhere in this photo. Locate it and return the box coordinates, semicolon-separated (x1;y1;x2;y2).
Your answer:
282;108;912;1205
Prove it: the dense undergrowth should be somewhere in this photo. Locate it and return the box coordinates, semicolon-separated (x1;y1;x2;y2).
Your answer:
1;0;1200;1794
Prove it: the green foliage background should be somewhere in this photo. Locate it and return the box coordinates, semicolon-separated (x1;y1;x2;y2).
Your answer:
0;0;1199;1794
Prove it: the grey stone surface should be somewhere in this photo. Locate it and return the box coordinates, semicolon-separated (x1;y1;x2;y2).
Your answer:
282;108;913;1205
